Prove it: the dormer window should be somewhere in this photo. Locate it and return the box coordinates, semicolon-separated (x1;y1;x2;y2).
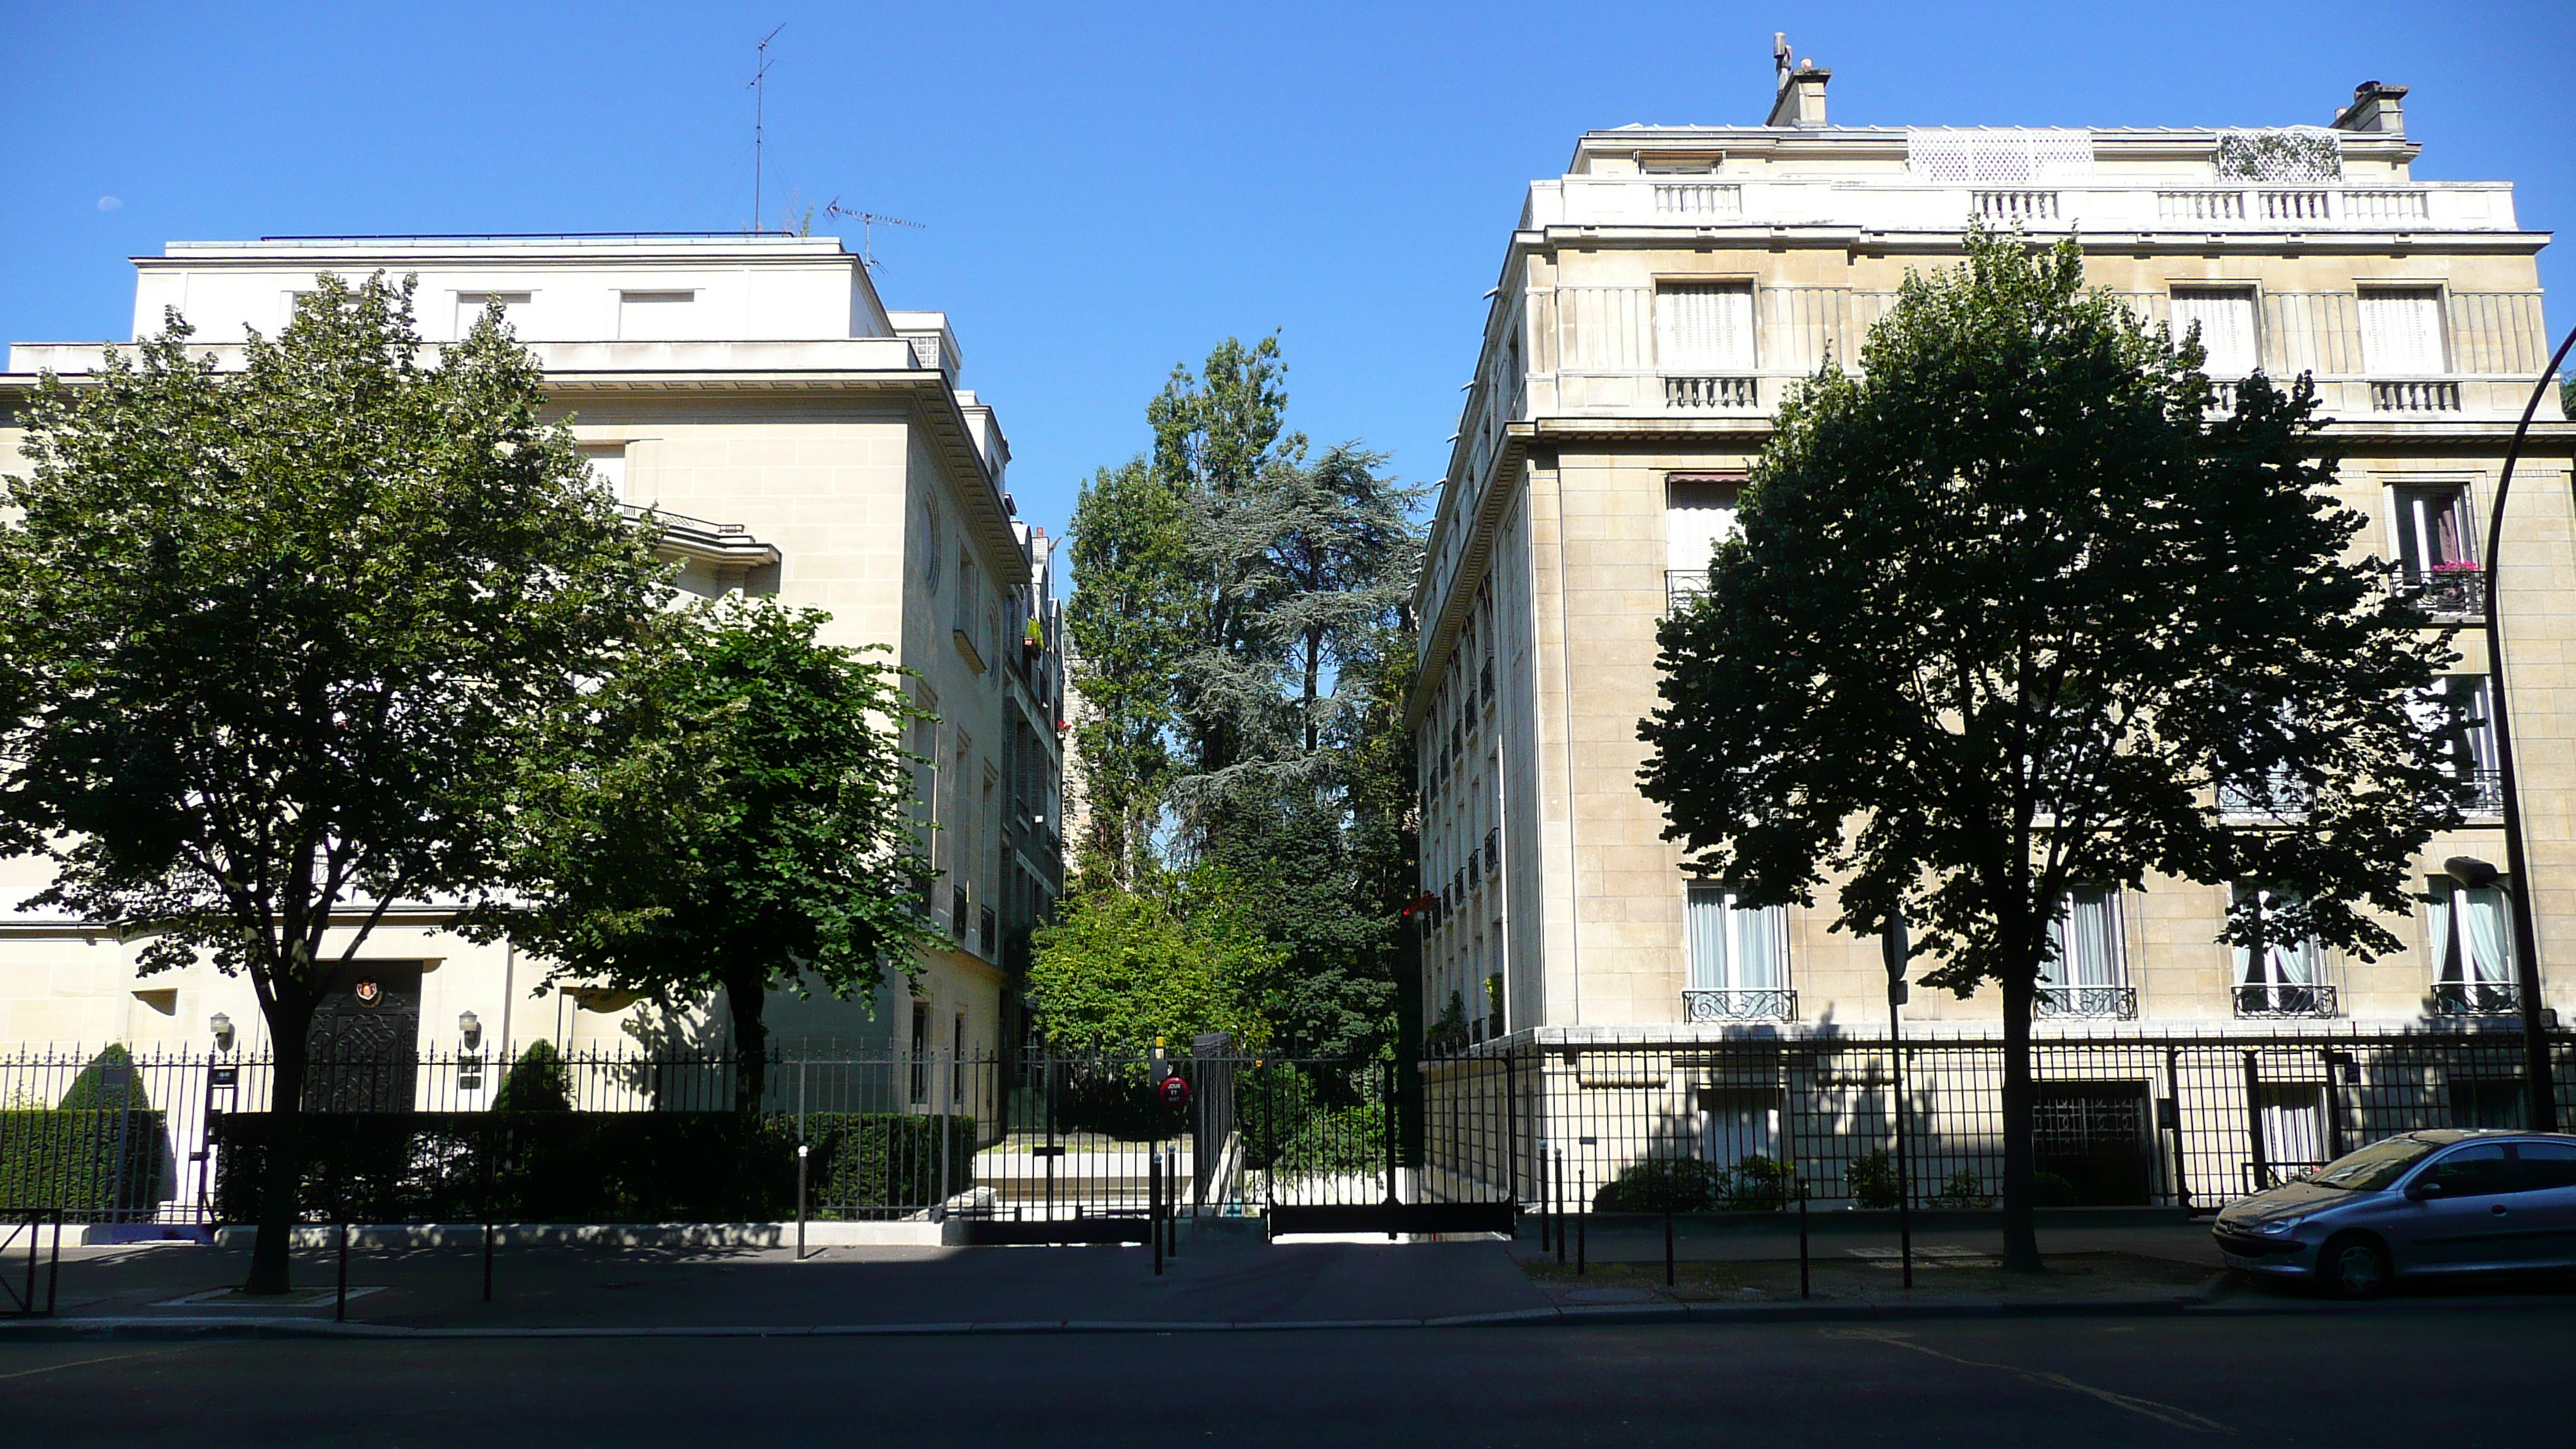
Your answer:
618;289;698;342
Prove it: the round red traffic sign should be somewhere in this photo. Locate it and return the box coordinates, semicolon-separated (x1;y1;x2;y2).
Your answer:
1158;1076;1190;1109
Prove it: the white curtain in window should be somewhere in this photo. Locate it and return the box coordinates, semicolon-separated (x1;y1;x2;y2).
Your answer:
2360;290;2445;375
2172;290;2259;376
2458;886;2513;985
1656;284;1756;372
2046;888;2123;986
1667;479;1741;572
1686;886;1784;991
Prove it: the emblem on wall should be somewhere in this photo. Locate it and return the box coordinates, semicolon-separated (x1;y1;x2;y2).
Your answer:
354;980;383;1008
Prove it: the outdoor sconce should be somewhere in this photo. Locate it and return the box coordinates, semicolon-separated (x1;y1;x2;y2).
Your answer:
209;1012;236;1053
458;1010;483;1050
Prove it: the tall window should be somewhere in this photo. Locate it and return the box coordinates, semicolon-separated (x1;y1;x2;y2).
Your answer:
2233;886;2326;1016
2359;288;2446;375
1656;283;1756;372
909;1000;930;1103
2041;886;2130;1016
2429;877;2514;1014
2429;677;2500;814
1667;475;1743;576
916;497;944;593
2170;288;2259;377
1684;884;1787;1019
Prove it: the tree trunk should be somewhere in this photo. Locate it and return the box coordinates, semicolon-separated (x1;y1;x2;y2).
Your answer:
1999;968;2043;1274
726;972;770;1115
245;999;316;1296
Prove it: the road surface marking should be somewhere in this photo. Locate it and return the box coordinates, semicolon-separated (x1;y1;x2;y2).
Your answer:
1821;1327;2233;1434
0;1348;191;1384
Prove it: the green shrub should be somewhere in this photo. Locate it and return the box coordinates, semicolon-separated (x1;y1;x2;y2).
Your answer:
1927;1168;1992;1208
2032;1170;2081;1208
491;1041;573;1113
1592;1156;1728;1212
1845;1149;1901;1209
1727;1155;1798;1211
0;1108;170;1212
58;1044;152;1112
211;1109;978;1223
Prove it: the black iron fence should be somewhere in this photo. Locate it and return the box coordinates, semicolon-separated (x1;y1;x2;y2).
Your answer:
5;1029;2569;1229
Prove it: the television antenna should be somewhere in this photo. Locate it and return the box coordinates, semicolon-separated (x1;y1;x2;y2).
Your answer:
748;23;786;231
824;199;925;269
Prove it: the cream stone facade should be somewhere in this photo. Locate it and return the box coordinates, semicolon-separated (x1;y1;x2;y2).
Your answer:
1412;65;2572;1047
0;235;1064;1096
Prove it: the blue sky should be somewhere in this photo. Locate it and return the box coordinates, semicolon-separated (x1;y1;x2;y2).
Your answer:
4;2;2569;557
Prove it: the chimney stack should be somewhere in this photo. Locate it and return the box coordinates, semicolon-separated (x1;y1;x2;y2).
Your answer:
2331;80;2407;135
1766;33;1831;128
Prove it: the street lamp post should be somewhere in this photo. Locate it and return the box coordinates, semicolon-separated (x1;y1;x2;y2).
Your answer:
1883;914;1913;1290
2471;324;2576;1134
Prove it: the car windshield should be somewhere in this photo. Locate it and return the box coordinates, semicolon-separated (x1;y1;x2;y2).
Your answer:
2308;1136;2440;1190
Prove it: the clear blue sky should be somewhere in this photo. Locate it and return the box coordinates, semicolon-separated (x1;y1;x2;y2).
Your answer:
5;2;2569;556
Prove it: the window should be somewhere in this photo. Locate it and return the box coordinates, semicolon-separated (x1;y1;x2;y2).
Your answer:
582;448;628;502
456;291;532;339
916;498;944;592
1667;475;1742;575
2233;886;2327;1016
2041;886;2131;1016
2429;876;2514;1012
2519;1141;2576;1190
1684;883;1787;1016
2428;677;2499;813
618;289;698;341
2423;1142;2514;1197
2170;288;2258;377
1656;283;1756;372
908;1000;930;1103
2392;483;2475;576
2359;289;2446;375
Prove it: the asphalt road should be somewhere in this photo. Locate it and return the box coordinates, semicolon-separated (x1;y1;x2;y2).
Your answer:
5;1307;2571;1447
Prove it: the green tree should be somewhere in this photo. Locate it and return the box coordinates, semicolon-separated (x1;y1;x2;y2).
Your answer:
1025;866;1280;1057
0;276;665;1293
1639;228;2459;1271
469;596;933;1114
1064;459;1191;887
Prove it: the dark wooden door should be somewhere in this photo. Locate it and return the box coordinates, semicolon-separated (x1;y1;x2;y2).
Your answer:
303;961;423;1112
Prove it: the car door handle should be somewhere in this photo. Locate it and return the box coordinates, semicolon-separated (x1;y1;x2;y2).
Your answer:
2491;1204;2508;1215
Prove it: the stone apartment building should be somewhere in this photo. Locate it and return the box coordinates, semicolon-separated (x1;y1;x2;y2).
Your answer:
1411;59;2570;1058
0;235;1065;1094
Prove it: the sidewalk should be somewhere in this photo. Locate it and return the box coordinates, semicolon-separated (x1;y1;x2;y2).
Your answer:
3;1218;2563;1339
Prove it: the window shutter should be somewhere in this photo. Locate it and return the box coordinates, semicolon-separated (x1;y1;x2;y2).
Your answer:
1656;284;1756;371
2360;290;2445;375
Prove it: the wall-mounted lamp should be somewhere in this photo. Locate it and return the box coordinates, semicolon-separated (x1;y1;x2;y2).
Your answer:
458;1010;483;1051
209;1012;236;1053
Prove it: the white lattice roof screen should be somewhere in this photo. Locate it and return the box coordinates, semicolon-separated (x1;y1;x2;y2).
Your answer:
1906;129;2095;184
2212;128;2344;183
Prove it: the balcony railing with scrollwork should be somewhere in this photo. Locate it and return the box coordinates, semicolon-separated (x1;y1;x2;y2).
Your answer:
2034;984;2139;1019
2433;980;2520;1017
2389;562;2486;622
2234;982;2338;1019
1666;570;1710;615
2454;767;2505;817
1683;988;1797;1023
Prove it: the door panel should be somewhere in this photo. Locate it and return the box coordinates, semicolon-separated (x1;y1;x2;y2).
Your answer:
2397;1144;2522;1269
2512;1142;2576;1266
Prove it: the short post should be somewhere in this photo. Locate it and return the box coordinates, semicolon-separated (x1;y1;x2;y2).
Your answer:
1797;1180;1811;1301
335;1221;350;1322
479;1117;495;1304
1576;1169;1587;1276
1663;1190;1676;1290
796;1142;810;1262
1165;1150;1179;1260
1553;1148;1567;1266
1150;1147;1165;1277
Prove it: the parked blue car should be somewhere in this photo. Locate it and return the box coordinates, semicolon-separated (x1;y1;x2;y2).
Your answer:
2214;1129;2576;1297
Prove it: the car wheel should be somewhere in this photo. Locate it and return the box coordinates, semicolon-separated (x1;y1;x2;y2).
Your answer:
2319;1233;2391;1300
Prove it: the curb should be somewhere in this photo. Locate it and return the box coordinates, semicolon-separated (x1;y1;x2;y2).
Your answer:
0;1291;2400;1341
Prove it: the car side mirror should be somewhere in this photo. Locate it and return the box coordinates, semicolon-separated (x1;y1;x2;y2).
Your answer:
2404;1178;2442;1201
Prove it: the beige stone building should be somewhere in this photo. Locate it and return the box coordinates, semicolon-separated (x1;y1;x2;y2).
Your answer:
1411;60;2571;1053
0;235;1064;1100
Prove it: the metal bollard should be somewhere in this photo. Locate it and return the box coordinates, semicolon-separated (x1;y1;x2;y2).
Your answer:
1151;1148;1164;1277
1576;1170;1587;1276
796;1142;810;1262
1798;1182;1811;1300
336;1221;350;1322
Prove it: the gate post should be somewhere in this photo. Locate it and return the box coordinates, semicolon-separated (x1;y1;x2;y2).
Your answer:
2241;1051;2269;1194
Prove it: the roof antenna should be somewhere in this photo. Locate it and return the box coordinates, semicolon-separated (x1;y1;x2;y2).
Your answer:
749;23;786;232
824;198;925;271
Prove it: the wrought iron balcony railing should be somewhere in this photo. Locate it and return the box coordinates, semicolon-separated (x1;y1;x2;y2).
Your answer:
2033;984;2139;1019
2233;982;2338;1019
2389;563;2487;622
1484;826;1501;875
1682;988;1798;1023
1666;570;1710;615
2454;767;2505;817
2433;980;2520;1017
2218;776;2310;817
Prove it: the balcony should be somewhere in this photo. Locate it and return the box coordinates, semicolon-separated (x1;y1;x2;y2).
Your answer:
2433;980;2520;1017
2454;768;2505;817
2391;563;2486;622
1663;375;1759;410
1683;988;1798;1023
2234;983;2339;1019
2370;379;2463;413
2034;984;2139;1019
1975;190;2060;223
1484;826;1501;875
1666;570;1710;614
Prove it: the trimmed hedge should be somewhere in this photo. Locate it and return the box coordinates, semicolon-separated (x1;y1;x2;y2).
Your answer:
0;1109;170;1213
212;1111;977;1225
